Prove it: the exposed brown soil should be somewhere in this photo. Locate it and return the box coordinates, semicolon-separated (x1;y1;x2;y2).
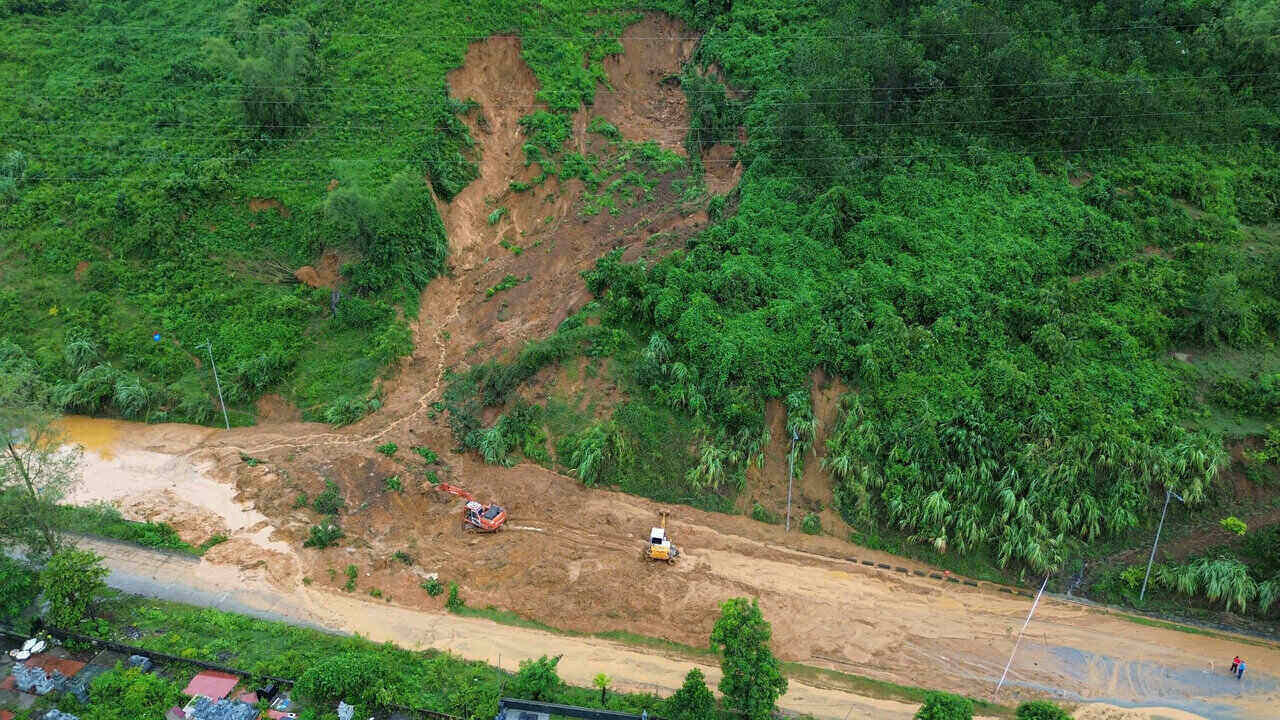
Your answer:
294;250;342;289
248;197;291;217
594;14;697;154
52;15;1280;720
741;369;850;537
703;142;742;196
255;393;302;424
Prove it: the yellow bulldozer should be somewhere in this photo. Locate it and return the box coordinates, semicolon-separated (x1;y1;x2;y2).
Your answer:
642;510;680;564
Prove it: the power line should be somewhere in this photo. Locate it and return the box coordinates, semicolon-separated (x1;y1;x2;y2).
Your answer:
9;79;1262;114
9;70;1277;96
13;141;1258;186
8;20;1274;42
5;118;1246;165
1;108;1259;145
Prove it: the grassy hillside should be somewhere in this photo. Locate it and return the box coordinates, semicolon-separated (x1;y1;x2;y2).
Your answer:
4;0;1280;614
0;0;669;423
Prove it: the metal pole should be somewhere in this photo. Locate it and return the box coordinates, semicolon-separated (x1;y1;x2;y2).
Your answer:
202;339;231;430
1140;488;1181;604
785;429;797;532
994;574;1049;698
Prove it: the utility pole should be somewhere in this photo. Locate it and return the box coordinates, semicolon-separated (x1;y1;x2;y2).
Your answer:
199;339;231;430
785;428;797;531
1140;487;1184;604
994;574;1049;699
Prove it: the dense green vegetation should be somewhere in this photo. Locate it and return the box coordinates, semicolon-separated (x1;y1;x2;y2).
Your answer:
447;0;1280;591
1094;518;1280;617
0;0;671;423
6;0;1280;605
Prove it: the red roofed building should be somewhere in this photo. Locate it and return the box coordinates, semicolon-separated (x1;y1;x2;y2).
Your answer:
181;670;239;700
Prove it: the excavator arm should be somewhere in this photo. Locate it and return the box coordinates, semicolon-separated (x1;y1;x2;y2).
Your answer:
436;482;475;502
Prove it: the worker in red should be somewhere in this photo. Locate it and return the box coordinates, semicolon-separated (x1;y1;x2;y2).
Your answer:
1231;655;1240;674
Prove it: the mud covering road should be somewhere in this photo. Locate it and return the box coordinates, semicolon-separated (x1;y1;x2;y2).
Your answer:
63;416;1280;720
50;11;1280;720
79;536;923;719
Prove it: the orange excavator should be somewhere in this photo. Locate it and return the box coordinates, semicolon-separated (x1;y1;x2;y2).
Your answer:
436;482;507;532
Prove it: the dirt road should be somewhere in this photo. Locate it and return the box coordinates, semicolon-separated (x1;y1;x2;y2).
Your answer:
63;418;1280;720
80;536;921;720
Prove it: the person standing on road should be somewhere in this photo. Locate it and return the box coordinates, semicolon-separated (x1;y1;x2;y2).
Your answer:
1237;659;1246;680
1232;655;1240;674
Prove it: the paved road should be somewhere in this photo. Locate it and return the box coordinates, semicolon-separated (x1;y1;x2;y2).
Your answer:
82;537;924;720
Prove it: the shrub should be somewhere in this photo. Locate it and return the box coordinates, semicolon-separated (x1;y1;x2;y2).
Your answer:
376;442;398;456
323;395;380;426
485;274;521;298
294;652;393;712
413;446;440;464
87;666;184;719
751;502;778;524
313;480;344;516
509;655;563;702
1220;516;1248;536
40;549;109;631
801;513;822;535
198;534;229;553
0;556;37;621
204;17;315;134
292;491;309;509
915;692;973;720
303;523;344;549
384;475;403;492
421;577;443;597
393;550;413;565
663;668;716;720
1016;700;1071;720
344;564;358;591
445;581;463;610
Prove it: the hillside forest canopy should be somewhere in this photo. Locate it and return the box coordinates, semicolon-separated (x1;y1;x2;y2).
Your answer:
2;0;1279;599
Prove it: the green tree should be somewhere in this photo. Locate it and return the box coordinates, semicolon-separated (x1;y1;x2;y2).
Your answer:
709;597;787;719
204;17;315;134
593;672;612;705
915;691;973;720
295;651;396;712
1015;700;1071;720
40;548;109;630
0;341;81;559
82;665;183;720
0;555;36;621
509;655;563;702
663;668;717;720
